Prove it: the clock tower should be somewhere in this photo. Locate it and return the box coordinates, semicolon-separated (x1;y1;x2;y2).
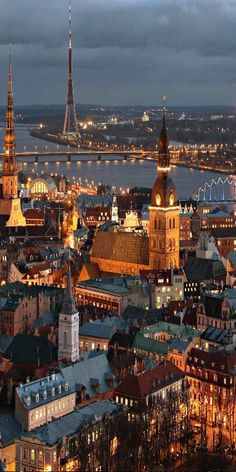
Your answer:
149;114;180;270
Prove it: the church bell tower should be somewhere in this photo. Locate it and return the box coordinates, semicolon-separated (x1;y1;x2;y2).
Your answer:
0;50;26;227
149;114;180;270
58;248;80;362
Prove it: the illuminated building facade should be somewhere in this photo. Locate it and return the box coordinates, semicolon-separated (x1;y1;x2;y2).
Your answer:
186;348;236;449
149;115;180;270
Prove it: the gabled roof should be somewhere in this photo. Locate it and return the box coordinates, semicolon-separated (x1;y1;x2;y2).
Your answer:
115;361;184;400
201;326;232;344
60;352;117;399
91;231;149;265
187;347;236;375
184;257;226;282
4;334;57;366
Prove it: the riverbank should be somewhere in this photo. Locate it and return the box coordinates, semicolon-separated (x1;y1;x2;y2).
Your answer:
30;129;233;176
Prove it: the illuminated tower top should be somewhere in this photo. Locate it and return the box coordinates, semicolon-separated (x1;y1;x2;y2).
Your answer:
3;48;17;177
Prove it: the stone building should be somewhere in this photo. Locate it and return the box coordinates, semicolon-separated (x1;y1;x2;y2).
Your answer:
86;116;180;279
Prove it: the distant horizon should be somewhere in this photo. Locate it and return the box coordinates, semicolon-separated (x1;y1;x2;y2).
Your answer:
1;103;236;111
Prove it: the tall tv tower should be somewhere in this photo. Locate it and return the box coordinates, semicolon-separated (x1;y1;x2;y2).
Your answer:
62;0;79;135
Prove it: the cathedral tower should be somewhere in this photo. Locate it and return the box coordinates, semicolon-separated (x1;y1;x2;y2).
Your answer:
58;248;79;362
0;50;26;227
149;114;180;270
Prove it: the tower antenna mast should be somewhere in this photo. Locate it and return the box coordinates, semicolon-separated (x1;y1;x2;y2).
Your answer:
62;0;79;135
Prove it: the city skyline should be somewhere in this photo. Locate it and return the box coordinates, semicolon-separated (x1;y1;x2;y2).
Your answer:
0;0;236;106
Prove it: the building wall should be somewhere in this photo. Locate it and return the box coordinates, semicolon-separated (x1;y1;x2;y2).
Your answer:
0;443;16;472
15;438;58;472
154;275;184;308
80;335;109;352
149;206;180;270
15;392;76;431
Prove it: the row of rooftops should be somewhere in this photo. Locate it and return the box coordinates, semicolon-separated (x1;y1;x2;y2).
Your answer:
0;400;122;448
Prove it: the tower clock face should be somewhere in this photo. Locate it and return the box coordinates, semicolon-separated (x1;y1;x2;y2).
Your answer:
156;194;161;206
169;193;174;206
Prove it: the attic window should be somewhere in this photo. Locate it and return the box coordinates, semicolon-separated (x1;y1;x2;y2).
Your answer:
212;362;215;368
36;393;39;403
221;365;225;371
201;360;204;365
194;357;198;363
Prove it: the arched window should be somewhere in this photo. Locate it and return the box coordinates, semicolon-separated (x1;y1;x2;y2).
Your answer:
169;239;172;250
169;219;172;229
173;218;175;229
63;331;67;349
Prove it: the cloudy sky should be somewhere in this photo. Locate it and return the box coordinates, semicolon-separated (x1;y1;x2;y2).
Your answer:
0;0;236;106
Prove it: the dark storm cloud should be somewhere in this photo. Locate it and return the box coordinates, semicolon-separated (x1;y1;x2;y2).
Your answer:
0;0;236;105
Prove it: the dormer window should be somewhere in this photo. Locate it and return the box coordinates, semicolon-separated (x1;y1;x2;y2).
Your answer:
36;393;39;403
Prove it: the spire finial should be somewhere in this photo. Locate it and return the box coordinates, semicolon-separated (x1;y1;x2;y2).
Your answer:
162;95;167;124
69;0;72;48
8;44;13;92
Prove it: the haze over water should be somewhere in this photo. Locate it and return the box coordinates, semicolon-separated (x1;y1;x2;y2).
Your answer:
0;125;231;200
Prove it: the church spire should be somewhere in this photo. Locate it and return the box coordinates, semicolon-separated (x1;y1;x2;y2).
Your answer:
3;47;18;199
58;247;80;362
61;247;77;315
158;111;170;172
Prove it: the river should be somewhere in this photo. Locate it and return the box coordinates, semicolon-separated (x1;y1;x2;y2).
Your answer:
0;124;232;200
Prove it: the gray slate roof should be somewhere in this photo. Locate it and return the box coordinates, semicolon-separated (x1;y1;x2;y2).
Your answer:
0;335;14;354
201;326;232;344
16;372;73;411
80;322;114;340
30;400;122;446
60;352;117;398
184;257;226;282
0;414;22;447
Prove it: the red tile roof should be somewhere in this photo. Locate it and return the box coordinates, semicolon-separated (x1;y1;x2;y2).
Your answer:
114;361;184;400
187;348;236;375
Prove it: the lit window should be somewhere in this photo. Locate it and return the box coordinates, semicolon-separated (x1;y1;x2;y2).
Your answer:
31;449;35;462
